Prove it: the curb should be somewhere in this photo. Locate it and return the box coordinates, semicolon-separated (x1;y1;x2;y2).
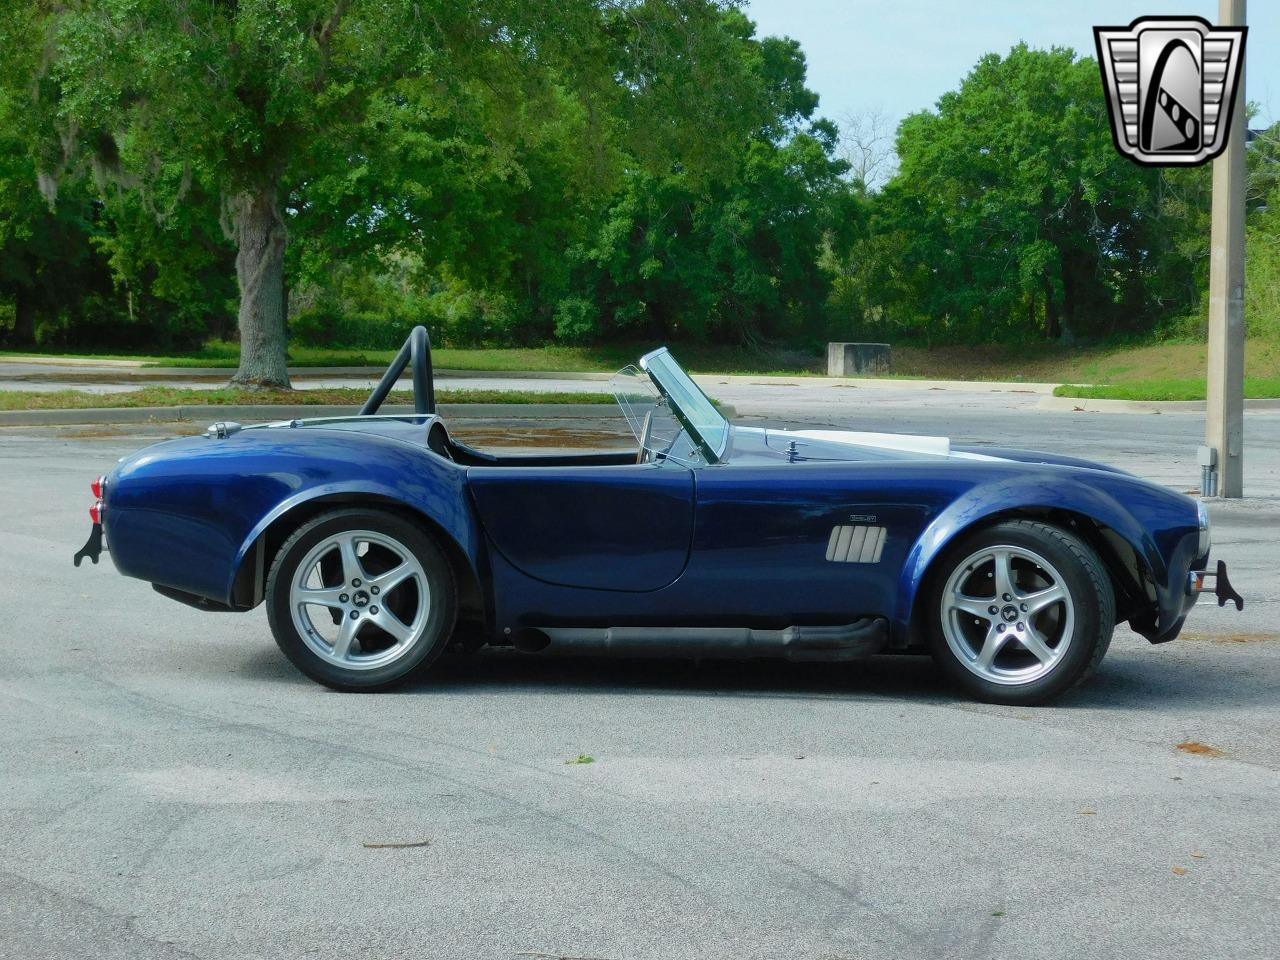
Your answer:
1037;395;1280;414
694;374;1058;395
0;402;668;427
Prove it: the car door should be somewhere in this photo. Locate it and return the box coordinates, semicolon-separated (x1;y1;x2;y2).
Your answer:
466;463;694;591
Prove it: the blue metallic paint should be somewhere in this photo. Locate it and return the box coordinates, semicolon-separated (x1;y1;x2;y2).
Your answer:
100;417;1204;648
468;464;694;591
480;456;1198;644
105;424;480;606
893;465;1198;638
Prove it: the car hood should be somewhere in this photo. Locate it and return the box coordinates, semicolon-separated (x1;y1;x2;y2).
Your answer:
726;426;1129;474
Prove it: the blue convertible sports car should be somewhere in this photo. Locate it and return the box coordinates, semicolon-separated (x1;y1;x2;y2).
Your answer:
76;328;1241;704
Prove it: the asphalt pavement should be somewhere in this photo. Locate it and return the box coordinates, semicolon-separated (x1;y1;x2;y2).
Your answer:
1;397;1278;960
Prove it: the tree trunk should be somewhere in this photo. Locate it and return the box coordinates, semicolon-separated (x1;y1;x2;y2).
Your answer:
1042;275;1060;340
229;186;291;389
9;286;36;347
1060;252;1076;343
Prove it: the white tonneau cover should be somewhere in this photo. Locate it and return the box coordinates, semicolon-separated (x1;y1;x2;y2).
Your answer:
786;429;950;457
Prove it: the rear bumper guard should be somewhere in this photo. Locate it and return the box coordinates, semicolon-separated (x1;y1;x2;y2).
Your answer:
73;522;105;567
1187;560;1244;611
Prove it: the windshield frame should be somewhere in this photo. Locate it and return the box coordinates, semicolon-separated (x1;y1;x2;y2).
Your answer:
638;347;729;464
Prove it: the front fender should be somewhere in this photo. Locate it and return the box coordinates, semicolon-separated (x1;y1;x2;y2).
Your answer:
892;472;1173;637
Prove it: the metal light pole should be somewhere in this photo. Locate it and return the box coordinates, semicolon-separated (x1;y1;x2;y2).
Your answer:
1204;0;1247;498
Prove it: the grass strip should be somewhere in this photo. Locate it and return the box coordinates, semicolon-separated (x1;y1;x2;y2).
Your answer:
1053;377;1280;401
4;341;825;375
0;387;615;411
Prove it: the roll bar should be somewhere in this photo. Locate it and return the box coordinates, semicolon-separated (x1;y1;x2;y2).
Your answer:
360;325;436;416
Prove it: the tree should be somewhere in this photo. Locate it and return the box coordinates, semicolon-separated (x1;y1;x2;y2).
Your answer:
866;44;1177;342
17;0;761;386
532;13;861;346
837;106;897;191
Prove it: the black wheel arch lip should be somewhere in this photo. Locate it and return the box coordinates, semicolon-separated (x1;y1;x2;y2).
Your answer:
230;491;490;625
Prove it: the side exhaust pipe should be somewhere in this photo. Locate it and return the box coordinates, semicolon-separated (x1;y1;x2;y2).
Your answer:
512;619;888;662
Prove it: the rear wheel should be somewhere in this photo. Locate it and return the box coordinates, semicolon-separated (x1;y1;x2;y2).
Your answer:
923;520;1114;705
266;509;455;690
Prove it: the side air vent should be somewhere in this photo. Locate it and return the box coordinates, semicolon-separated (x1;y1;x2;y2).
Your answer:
825;525;886;564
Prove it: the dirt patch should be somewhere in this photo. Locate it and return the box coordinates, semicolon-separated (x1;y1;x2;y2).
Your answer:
8;371;227;384
1181;633;1277;644
1175;741;1226;758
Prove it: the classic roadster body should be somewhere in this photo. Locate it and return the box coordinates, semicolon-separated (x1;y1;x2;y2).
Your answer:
77;328;1241;704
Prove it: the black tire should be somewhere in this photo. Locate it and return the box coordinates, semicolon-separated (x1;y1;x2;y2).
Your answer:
266;508;456;691
922;519;1114;706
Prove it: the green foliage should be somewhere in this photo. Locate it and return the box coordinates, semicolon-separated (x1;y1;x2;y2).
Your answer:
287;7;859;349
1244;132;1280;341
532;15;861;345
0;0;238;349
835;44;1203;344
290;264;524;349
3;0;777;367
2;5;1274;359
553;297;600;342
1246;225;1280;342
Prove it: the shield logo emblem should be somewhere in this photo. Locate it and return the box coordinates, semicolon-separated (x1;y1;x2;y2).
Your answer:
1094;16;1246;166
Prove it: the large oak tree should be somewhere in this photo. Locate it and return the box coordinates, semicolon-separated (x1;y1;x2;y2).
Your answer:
17;0;758;386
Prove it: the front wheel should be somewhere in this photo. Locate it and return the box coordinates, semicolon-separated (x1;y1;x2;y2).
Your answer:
923;520;1114;705
266;509;456;691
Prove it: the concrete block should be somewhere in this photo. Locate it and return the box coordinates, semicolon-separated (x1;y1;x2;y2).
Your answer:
827;342;891;376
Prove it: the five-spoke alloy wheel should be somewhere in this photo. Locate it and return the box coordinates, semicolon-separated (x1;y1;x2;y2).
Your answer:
267;509;455;690
924;520;1114;705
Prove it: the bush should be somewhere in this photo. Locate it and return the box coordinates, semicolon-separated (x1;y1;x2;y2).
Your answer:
552;297;599;342
1246;226;1280;341
290;284;523;350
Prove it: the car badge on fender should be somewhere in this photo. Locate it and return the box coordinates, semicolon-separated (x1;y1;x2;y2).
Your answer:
1094;16;1246;167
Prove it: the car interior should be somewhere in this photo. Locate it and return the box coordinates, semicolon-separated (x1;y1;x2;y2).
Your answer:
424;418;639;468
364;326;701;469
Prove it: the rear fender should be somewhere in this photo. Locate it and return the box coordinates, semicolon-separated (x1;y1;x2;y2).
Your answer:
894;476;1164;638
107;428;482;608
228;475;483;607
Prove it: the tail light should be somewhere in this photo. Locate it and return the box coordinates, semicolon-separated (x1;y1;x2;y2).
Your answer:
89;475;106;525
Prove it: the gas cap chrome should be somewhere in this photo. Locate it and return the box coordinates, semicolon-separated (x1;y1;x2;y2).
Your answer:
205;421;243;439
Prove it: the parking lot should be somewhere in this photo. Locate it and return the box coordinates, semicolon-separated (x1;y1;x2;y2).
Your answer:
2;400;1278;960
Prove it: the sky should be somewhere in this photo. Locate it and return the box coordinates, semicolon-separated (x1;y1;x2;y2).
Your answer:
745;0;1277;134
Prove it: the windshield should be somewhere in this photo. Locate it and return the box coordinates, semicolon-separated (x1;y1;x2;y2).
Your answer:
610;365;690;463
638;348;729;462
